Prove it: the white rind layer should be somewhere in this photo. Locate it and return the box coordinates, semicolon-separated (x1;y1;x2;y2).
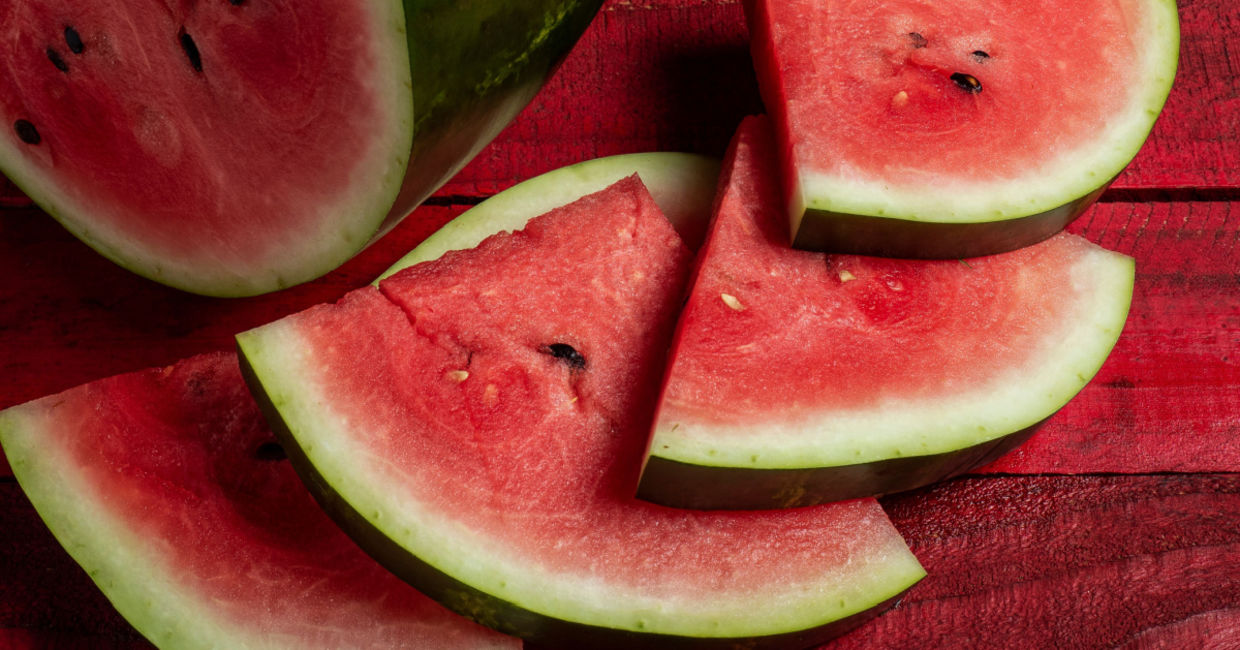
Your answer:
788;0;1180;234
237;320;925;638
650;246;1135;470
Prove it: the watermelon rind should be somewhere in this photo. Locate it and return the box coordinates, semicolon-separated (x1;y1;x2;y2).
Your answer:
747;0;1180;258
377;151;722;280
641;244;1135;508
236;155;926;646
0;0;603;297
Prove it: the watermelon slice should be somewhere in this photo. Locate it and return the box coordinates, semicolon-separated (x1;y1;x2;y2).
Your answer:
0;0;601;296
0;351;518;649
637;116;1134;509
237;164;925;646
744;0;1179;258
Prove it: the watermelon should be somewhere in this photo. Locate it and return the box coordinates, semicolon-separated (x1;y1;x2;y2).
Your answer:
0;0;602;296
744;0;1179;258
237;164;925;647
0;351;518;649
637;116;1134;509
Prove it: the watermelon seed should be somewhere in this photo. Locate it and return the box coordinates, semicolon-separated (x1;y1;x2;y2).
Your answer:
972;50;990;60
46;48;69;73
229;0;244;4
178;28;203;72
543;343;586;370
907;32;927;49
13;120;40;145
64;26;84;54
254;441;287;461
951;72;982;93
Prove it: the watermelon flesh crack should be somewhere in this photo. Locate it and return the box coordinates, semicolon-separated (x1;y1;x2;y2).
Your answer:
238;175;926;647
637;116;1135;509
0;351;519;649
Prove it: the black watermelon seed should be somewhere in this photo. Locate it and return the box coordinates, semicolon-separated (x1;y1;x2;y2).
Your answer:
950;72;983;94
229;0;244;5
254;441;287;461
972;50;991;60
14;120;40;145
908;32;927;48
64;26;84;54
178;29;203;72
543;343;586;370
46;47;68;72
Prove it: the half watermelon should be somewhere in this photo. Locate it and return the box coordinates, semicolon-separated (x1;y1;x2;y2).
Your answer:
744;0;1179;257
637;116;1134;509
238;159;925;647
0;352;518;649
0;0;601;296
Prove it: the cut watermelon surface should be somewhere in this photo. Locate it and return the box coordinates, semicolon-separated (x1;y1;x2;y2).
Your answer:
0;0;602;296
745;0;1179;257
638;116;1134;509
0;352;517;649
238;173;925;647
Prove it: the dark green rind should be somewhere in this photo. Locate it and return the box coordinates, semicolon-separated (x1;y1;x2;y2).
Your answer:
382;0;607;230
791;183;1110;259
237;349;914;649
638;420;1046;510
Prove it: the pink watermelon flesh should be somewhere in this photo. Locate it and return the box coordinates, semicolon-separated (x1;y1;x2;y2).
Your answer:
745;0;1178;255
638;116;1134;508
0;352;518;649
237;176;925;646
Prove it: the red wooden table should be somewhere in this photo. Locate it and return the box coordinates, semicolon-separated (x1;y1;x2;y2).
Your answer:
2;0;1238;647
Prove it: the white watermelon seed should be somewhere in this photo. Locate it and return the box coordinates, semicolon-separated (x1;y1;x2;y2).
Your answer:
721;293;745;311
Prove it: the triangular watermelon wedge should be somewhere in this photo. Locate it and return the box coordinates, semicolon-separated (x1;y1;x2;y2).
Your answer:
237;158;925;647
0;352;518;649
0;0;601;296
745;0;1179;258
637;116;1134;509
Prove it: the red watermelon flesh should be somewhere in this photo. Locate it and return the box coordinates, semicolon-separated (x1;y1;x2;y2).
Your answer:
0;352;518;649
745;0;1179;256
0;0;411;295
637;116;1134;509
237;175;925;646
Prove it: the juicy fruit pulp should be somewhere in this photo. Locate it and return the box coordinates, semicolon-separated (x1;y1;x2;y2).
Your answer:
638;116;1135;509
745;0;1179;257
0;0;602;296
239;175;925;647
0;352;518;649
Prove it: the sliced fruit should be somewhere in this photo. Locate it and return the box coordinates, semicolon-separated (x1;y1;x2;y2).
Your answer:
238;167;925;647
744;0;1179;257
0;0;601;296
0;352;518;649
637;116;1134;509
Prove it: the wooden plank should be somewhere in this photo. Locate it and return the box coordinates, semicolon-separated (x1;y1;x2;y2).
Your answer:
2;474;1236;648
837;474;1240;649
439;0;1240;197
0;0;1234;207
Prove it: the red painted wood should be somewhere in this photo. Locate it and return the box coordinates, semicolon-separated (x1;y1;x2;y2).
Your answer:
833;474;1240;649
